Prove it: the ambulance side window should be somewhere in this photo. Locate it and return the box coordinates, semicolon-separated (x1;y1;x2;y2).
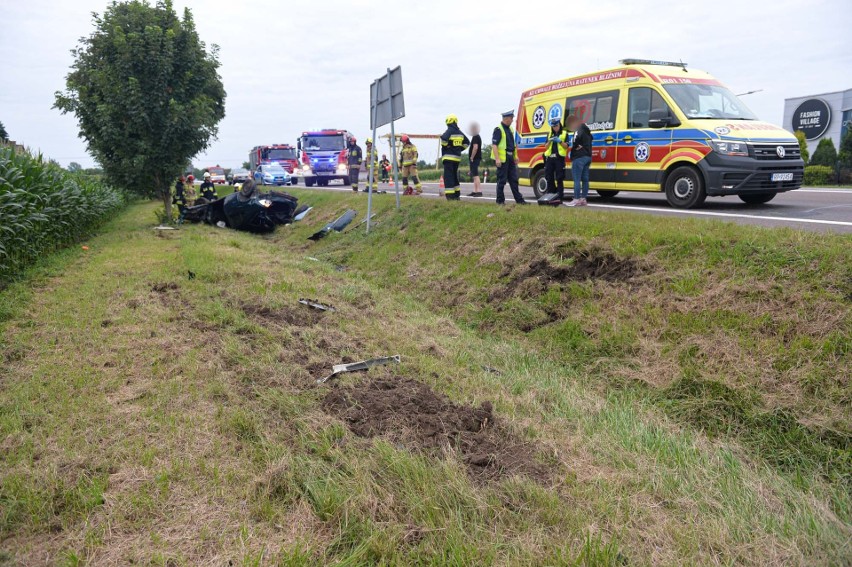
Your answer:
565;90;619;130
628;87;671;129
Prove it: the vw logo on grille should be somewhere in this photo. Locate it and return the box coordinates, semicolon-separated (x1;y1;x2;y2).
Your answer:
776;145;786;158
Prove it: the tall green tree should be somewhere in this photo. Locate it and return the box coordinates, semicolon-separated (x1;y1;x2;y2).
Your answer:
67;162;83;173
838;129;852;168
809;138;837;167
54;0;225;219
0;121;8;142
794;130;809;164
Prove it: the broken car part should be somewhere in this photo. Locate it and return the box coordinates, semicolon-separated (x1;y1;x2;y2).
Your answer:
317;355;401;384
308;209;357;241
298;298;335;312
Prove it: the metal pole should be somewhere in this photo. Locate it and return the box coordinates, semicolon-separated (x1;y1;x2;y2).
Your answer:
366;85;380;235
388;68;401;209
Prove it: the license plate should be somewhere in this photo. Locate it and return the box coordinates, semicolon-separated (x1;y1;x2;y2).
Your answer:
771;173;794;182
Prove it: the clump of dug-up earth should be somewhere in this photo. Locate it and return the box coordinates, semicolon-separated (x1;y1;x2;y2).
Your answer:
322;377;551;483
492;245;642;301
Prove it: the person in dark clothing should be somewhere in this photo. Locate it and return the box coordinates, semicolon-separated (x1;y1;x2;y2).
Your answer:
347;136;363;192
380;154;390;183
492;110;527;205
565;115;593;206
199;172;217;201
173;176;189;217
440;114;470;201
467;122;483;197
543;118;569;201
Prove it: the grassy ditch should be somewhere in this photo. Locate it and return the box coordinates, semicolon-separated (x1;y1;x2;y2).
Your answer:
0;193;849;565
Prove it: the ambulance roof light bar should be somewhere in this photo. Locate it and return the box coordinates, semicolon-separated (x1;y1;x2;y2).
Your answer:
620;59;688;69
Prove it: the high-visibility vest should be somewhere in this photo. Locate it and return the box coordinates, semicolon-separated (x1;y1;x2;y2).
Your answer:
492;125;518;162
544;131;568;158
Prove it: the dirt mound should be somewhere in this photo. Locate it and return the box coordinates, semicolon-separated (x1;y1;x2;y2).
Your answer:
493;247;640;301
150;282;179;293
322;378;550;482
240;302;321;327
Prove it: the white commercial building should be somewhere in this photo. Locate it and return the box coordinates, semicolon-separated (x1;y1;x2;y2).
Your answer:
783;88;852;155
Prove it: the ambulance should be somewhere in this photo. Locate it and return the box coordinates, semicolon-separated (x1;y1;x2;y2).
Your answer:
515;60;804;208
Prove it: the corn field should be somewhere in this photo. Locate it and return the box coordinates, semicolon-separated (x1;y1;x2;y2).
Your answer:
0;146;126;283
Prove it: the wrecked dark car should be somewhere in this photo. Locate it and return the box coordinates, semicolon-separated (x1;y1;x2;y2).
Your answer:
181;179;303;233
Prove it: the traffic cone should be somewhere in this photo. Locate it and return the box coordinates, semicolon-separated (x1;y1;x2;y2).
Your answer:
439;176;445;189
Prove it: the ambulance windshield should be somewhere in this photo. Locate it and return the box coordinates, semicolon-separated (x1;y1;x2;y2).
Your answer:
663;84;758;120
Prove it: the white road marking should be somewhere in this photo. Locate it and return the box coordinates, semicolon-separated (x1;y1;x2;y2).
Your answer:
585;203;852;227
797;188;852;194
297;186;852;227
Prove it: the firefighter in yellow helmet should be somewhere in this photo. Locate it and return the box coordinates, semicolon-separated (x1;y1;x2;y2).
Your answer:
440;114;469;201
399;135;422;195
363;137;381;193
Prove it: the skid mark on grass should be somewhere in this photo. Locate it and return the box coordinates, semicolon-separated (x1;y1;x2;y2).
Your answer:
322;377;553;483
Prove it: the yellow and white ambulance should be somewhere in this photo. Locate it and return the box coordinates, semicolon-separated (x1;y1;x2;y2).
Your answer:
515;60;804;208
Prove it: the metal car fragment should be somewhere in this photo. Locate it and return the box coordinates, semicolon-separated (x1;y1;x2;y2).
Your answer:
317;355;402;384
298;298;335;312
308;209;357;241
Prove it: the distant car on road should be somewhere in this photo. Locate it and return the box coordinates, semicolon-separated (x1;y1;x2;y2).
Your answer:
205;165;227;184
229;167;251;185
255;163;293;186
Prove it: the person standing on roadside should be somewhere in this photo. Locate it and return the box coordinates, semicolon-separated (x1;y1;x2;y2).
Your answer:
565;114;593;207
492;110;527;205
467;122;483;197
173;176;189;216
380;154;390;184
399;135;422;195
364;138;380;193
199;171;217;201
440;114;469;201
542;117;569;203
347;136;362;192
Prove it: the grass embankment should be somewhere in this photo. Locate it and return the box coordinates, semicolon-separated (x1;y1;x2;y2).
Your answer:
1;192;849;565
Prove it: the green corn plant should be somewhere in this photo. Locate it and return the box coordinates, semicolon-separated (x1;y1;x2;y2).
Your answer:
0;147;127;284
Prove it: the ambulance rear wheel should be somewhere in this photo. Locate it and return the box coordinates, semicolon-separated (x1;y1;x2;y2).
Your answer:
596;190;619;200
738;192;776;204
665;166;706;209
532;169;547;198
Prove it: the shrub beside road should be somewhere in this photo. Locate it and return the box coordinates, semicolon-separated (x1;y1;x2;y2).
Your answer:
1;192;849;564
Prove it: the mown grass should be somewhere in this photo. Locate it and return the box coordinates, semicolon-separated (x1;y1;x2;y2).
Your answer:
0;193;849;565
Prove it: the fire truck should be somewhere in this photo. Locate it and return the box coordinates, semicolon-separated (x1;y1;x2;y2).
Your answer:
249;144;300;174
296;129;352;187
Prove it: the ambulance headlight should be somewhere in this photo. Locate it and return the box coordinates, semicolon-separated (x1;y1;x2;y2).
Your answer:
709;140;749;157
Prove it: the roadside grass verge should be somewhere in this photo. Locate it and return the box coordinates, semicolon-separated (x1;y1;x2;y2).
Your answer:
0;193;849;565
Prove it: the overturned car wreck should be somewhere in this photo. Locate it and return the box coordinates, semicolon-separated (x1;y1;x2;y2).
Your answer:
181;180;304;233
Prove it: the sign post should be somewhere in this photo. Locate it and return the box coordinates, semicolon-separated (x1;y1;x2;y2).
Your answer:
368;66;405;233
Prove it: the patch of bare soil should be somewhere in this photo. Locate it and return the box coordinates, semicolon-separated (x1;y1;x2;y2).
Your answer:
240;301;322;327
322;377;551;483
492;246;641;301
150;282;179;293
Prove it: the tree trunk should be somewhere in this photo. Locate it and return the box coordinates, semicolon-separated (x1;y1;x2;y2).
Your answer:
162;188;173;223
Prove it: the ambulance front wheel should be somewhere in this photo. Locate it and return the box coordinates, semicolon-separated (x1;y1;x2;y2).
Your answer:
596;190;619;200
665;166;706;209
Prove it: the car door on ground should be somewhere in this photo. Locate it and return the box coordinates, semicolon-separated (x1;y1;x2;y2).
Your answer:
615;87;674;191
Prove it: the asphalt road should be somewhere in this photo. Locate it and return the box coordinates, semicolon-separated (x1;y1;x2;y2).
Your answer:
317;181;852;234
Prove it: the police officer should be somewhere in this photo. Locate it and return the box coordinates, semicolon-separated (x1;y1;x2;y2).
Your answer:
543;117;569;203
364;138;381;193
440;114;470;201
492;110;527;205
399;135;422;195
347;136;362;192
199;171;217;201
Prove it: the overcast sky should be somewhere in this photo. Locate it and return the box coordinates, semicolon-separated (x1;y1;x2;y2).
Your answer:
2;0;851;168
